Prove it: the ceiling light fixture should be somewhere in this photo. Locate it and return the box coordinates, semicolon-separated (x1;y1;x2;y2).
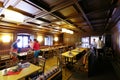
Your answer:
62;28;74;34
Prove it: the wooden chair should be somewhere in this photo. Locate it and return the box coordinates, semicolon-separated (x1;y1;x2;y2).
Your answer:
43;51;49;59
56;50;66;68
105;47;113;59
73;50;90;72
38;57;46;74
48;50;53;58
26;51;34;63
29;57;46;80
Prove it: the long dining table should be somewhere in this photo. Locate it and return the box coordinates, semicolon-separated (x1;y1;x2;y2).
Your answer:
0;63;41;80
62;48;88;64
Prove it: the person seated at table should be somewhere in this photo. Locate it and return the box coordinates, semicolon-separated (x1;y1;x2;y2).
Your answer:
33;39;41;64
10;39;20;62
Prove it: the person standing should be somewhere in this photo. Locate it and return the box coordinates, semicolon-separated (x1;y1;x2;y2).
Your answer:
10;39;20;62
91;39;97;55
97;37;104;57
33;39;40;64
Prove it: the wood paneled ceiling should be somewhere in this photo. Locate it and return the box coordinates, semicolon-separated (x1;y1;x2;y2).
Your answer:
0;0;119;35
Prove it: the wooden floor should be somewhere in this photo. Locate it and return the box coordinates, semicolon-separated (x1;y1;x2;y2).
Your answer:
45;56;72;80
68;56;118;80
21;55;87;80
45;55;119;80
44;56;58;72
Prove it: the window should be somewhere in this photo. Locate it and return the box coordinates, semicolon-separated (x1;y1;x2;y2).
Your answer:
90;36;99;44
81;37;89;48
17;35;29;48
44;35;53;46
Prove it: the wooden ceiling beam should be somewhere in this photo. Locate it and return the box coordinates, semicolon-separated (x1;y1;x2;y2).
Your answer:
105;5;120;30
0;21;40;31
86;9;109;16
24;0;73;18
64;13;82;20
90;19;106;24
50;0;74;12
8;6;34;17
92;24;104;27
72;0;93;31
24;0;85;32
105;0;118;30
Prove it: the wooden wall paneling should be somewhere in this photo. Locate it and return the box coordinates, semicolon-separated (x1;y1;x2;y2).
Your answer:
111;23;120;80
0;33;13;55
53;34;63;45
63;32;81;46
59;33;64;44
36;33;45;46
111;21;120;57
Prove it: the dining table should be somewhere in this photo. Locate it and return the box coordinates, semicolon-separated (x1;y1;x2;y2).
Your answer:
0;62;41;80
62;48;87;64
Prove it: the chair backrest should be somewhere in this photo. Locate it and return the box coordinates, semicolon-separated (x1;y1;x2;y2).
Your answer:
26;53;34;59
38;57;46;73
26;51;34;63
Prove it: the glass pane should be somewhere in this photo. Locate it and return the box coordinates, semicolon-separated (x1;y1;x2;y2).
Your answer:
91;36;99;44
17;36;22;48
44;36;53;46
23;36;28;48
50;36;53;46
81;37;89;48
44;37;49;45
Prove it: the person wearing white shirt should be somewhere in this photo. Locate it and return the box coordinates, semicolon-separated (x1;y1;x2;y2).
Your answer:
97;37;104;56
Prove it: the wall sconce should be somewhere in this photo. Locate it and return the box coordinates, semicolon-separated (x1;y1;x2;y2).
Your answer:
37;36;43;42
54;37;58;42
1;35;11;43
